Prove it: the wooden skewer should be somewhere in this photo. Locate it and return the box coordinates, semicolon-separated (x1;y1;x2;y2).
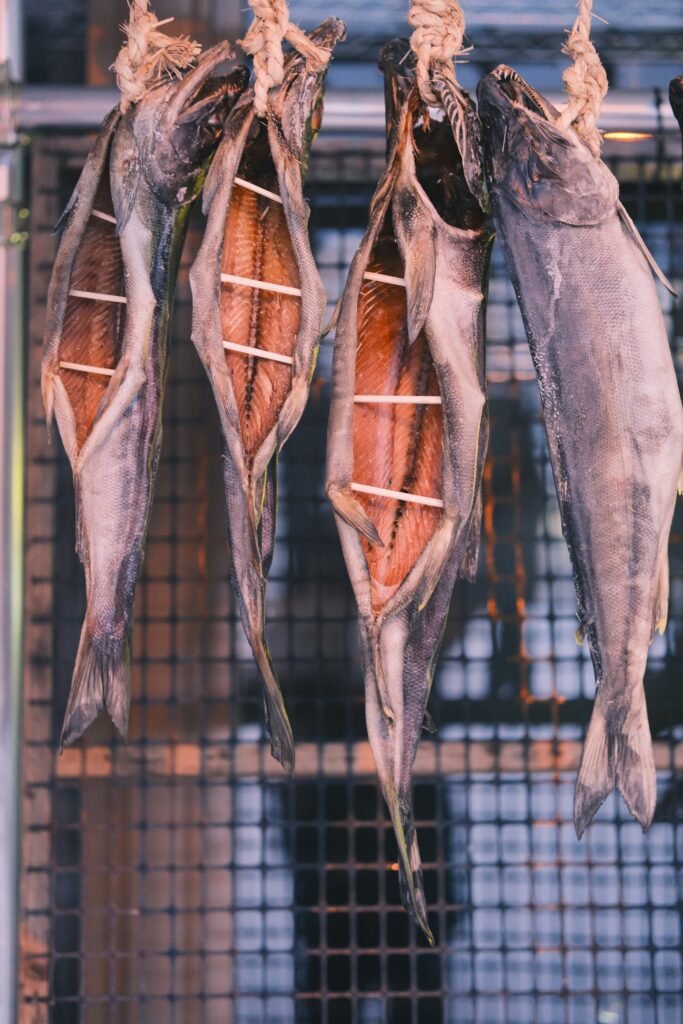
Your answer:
350;482;444;509
234;177;283;205
220;273;301;298
363;271;406;287
91;209;116;225
59;361;115;377
223;340;293;366
354;395;441;405
68;289;127;304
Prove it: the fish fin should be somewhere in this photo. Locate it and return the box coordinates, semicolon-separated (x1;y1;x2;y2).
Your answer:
617;202;677;297
575;625;585;645
422;709;437;734
459;492;483;583
385;783;434;945
677;467;683;497
323;295;343;337
115;156;142;235
653;557;670;638
60;627;131;749
574;698;656;838
327;485;383;547
258;457;278;580
417;527;452;612
252;633;295;774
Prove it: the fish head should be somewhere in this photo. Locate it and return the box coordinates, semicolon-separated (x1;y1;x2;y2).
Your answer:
477;65;619;225
133;43;249;208
270;18;346;167
379;37;488;228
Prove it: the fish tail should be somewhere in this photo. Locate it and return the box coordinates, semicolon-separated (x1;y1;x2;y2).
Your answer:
252;635;295;775
60;625;131;749
574;697;656;838
385;784;434;945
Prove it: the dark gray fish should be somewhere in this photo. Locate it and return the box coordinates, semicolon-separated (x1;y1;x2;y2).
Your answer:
326;39;493;941
190;19;346;773
42;46;248;747
478;66;683;837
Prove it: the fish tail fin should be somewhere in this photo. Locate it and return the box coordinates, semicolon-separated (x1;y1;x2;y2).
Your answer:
574;698;656;838
252;635;295;775
385;784;434;945
60;626;131;750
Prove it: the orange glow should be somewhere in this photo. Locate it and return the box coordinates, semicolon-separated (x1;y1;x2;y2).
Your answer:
603;131;653;142
389;862;399;872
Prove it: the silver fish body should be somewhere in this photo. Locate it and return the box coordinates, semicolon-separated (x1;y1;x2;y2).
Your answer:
478;66;683;836
190;19;346;773
327;40;493;941
42;47;248;746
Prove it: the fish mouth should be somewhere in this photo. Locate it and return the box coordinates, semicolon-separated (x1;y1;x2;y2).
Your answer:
486;65;557;121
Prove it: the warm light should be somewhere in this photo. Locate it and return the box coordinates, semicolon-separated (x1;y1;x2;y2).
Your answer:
603;131;653;142
389;862;399;872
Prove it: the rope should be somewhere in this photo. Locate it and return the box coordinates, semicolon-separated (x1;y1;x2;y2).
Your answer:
240;0;332;117
408;0;470;106
556;0;608;156
112;0;201;112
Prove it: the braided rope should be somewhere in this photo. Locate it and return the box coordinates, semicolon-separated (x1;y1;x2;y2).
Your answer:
240;0;332;116
557;0;608;156
408;0;469;106
112;0;201;112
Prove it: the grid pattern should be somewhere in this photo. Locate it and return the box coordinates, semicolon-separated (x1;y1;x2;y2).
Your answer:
17;129;683;1024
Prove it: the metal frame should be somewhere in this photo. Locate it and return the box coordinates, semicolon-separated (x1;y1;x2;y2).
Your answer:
0;1;24;1021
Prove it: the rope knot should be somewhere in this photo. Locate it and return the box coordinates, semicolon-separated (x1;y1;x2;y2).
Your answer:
557;0;608;157
112;0;201;113
240;0;332;117
408;0;468;105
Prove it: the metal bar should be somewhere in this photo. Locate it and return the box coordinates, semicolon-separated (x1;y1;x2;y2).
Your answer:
13;85;683;135
0;3;24;1021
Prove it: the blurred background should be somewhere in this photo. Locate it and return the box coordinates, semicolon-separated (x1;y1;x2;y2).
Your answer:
3;1;682;1022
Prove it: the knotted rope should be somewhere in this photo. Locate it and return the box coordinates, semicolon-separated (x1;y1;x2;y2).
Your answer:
240;0;332;116
408;0;470;106
557;0;608;156
112;0;201;112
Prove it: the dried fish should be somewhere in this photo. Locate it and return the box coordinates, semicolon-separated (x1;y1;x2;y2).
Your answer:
326;40;493;941
42;46;248;747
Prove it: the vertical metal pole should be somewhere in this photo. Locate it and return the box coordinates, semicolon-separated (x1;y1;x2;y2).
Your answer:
0;0;24;1020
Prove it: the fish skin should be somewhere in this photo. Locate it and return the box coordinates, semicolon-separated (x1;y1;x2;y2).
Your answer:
190;19;346;774
326;39;493;941
478;66;683;837
42;47;248;748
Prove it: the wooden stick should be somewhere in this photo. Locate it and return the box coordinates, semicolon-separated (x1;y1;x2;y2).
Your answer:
363;271;406;287
351;481;444;509
354;395;441;405
223;340;293;366
68;289;127;304
220;273;301;298
58;361;116;377
234;176;283;205
91;209;117;225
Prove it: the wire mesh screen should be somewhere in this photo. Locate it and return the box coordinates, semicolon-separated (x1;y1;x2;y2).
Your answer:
18;128;683;1024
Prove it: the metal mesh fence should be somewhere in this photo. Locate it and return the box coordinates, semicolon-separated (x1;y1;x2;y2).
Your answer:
17;128;683;1023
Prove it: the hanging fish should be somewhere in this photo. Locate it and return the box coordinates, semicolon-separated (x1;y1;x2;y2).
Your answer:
42;45;248;747
326;39;493;942
190;18;346;773
478;66;683;837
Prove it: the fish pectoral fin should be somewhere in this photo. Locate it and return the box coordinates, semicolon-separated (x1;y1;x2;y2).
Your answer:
574;698;656;838
115;156;142;235
327;485;384;547
400;220;436;345
617;201;677;297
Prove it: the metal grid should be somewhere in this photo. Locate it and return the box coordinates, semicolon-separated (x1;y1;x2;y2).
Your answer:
17;130;683;1023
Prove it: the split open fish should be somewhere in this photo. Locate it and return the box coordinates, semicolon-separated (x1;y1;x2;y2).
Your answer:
42;46;248;747
478;66;683;837
190;19;346;774
326;40;493;941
